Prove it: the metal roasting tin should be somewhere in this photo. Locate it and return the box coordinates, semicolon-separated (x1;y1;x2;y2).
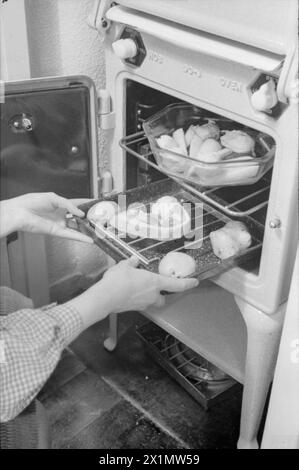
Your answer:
75;178;263;282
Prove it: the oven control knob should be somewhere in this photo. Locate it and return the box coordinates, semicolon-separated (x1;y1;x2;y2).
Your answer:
251;78;278;112
112;38;138;60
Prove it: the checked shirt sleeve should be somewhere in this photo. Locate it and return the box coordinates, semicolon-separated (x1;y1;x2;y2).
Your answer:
0;303;83;422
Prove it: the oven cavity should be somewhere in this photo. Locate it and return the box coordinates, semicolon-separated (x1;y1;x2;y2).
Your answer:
123;80;275;274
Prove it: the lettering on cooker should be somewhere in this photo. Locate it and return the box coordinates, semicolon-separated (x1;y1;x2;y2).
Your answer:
148;50;164;64
220;78;243;93
183;64;202;78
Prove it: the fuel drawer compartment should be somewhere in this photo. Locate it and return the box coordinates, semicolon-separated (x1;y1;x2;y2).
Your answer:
136;321;239;410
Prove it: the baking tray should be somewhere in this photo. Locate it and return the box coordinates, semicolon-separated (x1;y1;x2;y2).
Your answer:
74;178;263;281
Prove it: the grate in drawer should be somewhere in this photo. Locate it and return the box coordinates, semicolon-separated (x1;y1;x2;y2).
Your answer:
136;322;238;410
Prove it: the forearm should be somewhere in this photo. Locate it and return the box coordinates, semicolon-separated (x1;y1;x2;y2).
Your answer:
0;282;115;422
65;279;113;329
0;303;83;422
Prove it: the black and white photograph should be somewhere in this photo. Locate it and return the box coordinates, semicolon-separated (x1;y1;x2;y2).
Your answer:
0;0;298;456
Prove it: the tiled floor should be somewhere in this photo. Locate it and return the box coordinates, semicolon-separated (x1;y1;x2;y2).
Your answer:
39;311;244;449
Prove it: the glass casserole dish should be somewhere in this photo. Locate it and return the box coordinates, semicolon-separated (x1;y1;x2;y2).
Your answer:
143;104;275;187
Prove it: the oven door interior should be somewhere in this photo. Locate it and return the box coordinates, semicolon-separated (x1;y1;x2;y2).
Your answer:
1;75;99;200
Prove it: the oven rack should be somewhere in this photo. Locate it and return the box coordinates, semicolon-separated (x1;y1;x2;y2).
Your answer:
119;131;271;218
76;178;263;281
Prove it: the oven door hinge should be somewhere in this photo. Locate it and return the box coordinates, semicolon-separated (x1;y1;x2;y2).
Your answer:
88;0;112;34
97;112;115;130
97;90;115;129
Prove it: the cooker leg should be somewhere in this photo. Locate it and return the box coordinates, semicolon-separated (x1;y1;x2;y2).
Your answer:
103;257;118;352
234;297;285;449
104;313;119;351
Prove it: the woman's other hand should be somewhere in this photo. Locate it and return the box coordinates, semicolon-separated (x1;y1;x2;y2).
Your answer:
1;192;93;243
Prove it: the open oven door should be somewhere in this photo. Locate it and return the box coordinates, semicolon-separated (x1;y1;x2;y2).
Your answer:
0;75;106;307
1;75;100;200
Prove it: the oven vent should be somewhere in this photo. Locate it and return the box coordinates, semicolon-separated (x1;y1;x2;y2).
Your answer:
136;322;238;410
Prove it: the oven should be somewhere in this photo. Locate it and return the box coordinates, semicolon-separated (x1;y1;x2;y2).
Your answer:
97;0;298;314
2;0;298;449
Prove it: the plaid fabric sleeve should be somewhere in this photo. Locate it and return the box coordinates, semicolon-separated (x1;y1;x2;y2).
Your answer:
0;303;83;422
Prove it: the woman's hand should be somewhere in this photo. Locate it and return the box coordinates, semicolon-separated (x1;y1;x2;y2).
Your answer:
101;257;198;312
0;192;93;243
66;257;199;329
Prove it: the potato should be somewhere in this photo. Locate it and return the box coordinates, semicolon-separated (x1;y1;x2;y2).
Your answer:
156;135;178;151
220;130;256;156
126;202;148;222
87;201;118;226
158;252;196;278
151;197;188;236
185;125;196;146
197;138;222;162
156;134;186;173
189;134;204;159
210;230;240;259
154;196;178;205
151;196;181;221
223;221;252;247
194;120;220;141
209;221;251;260
172;128;188;156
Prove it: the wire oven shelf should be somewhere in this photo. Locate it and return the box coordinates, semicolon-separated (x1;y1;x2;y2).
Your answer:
136;322;238;410
119;131;271;218
76;179;263;282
